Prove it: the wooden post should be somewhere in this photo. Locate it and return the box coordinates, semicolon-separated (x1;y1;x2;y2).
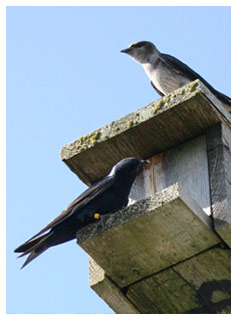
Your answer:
206;123;231;247
61;80;231;314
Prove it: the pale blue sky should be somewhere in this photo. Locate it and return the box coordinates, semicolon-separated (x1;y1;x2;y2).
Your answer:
6;6;230;314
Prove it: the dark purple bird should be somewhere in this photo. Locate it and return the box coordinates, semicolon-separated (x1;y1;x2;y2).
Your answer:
15;157;149;268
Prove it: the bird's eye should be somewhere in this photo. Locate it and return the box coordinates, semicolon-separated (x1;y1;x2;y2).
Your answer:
132;42;146;49
130;42;141;49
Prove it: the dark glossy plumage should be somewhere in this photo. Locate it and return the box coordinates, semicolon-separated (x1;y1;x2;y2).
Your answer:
15;157;148;268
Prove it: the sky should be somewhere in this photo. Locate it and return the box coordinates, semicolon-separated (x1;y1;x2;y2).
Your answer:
5;4;231;315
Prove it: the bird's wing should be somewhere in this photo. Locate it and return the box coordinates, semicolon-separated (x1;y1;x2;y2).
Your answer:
25;176;115;242
150;81;165;96
160;53;204;80
160;53;231;106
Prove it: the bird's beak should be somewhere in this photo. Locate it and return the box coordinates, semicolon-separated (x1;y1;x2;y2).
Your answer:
120;47;132;54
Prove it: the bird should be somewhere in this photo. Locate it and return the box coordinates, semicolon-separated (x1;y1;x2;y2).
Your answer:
121;41;231;113
15;157;149;269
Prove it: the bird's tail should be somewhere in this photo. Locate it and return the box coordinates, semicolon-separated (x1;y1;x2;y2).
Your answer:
14;232;52;269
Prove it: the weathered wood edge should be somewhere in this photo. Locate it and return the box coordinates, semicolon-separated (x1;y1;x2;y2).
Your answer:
89;246;230;314
197;81;230;128
61;79;230;162
60;80;230;185
89;257;139;314
206;123;231;247
76;183;215;244
178;186;212;229
61;80;202;160
78;183;219;288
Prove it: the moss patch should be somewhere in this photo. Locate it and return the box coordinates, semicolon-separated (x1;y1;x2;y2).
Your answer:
187;80;200;93
74;130;101;152
152;99;165;115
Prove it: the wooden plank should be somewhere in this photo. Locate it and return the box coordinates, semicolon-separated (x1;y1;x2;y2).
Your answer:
173;247;231;313
89;248;230;314
77;183;220;288
206;123;231;246
126;268;216;314
60;80;230;186
89;257;139;314
130;135;211;215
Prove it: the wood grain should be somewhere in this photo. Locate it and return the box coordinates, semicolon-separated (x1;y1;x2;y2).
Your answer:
60;79;231;314
173;248;231;313
61;80;230;186
89;247;230;314
89;257;139;314
130;134;211;215
126;247;230;314
206;123;231;246
77;184;219;288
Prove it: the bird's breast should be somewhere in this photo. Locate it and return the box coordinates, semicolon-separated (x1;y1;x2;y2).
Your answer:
143;61;189;95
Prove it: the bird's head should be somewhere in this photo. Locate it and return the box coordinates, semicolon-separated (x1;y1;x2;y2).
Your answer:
121;41;158;64
109;157;149;180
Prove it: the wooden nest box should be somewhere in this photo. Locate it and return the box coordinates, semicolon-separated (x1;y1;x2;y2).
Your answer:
61;80;231;314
